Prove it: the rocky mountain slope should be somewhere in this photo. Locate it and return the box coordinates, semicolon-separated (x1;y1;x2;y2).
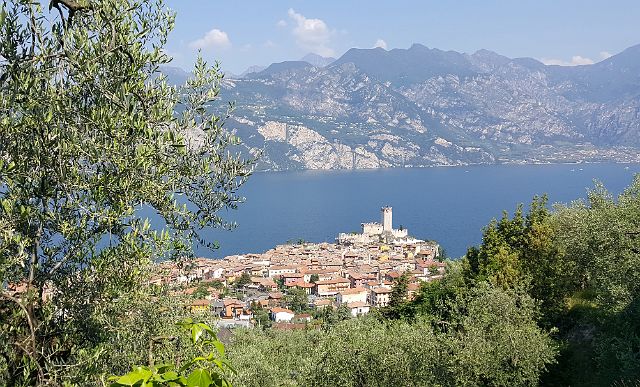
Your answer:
176;44;640;170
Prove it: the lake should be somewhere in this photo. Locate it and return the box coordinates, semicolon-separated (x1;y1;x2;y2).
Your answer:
197;163;640;259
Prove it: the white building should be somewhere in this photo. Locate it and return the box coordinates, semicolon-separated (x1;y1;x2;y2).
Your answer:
348;301;371;316
268;266;297;278
270;307;295;322
336;287;369;306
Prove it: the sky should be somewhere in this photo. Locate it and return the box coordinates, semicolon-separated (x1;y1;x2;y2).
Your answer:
163;0;640;75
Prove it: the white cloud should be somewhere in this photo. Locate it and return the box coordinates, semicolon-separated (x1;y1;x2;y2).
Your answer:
263;40;277;49
540;55;594;66
189;28;231;50
287;8;335;57
276;19;287;28
599;51;613;60
373;39;387;50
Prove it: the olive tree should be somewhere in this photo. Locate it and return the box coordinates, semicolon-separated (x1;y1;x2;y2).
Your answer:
0;0;252;384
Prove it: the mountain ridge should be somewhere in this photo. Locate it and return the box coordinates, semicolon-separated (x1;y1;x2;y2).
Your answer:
165;43;640;171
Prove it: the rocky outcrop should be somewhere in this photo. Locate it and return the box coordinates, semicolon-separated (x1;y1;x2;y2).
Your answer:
180;43;640;171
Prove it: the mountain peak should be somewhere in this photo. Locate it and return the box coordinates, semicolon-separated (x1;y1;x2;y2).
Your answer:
240;65;267;78
248;61;314;78
409;43;429;51
300;53;336;67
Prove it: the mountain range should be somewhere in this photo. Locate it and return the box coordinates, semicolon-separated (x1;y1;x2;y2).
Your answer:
165;44;640;170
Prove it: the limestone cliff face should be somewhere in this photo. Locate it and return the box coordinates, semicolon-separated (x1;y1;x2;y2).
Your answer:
171;43;640;171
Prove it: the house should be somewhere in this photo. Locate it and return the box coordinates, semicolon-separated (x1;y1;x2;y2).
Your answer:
282;272;305;285
252;277;278;292
268;265;297;278
368;287;391;307
336;287;368;306
384;271;403;282
347;301;371;317
294;313;312;323
302;268;335;282
286;281;315;295
270;307;295;322
314;278;351;297
348;272;375;288
407;282;420;300
223;299;246;319
268;292;283;307
249;266;267;277
314;298;333;309
189;299;211;313
208;267;225;280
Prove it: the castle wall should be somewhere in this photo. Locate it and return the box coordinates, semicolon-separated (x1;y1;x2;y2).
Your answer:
362;222;383;235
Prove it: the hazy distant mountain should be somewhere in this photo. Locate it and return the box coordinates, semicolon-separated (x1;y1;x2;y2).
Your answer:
164;44;640;171
239;65;267;78
159;65;191;86
300;53;336;67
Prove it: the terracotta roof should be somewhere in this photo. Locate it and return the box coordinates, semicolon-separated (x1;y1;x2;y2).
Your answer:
371;287;391;294
223;299;244;307
269;265;297;271
295;282;315;288
315;278;350;285
339;287;368;295
282;272;304;278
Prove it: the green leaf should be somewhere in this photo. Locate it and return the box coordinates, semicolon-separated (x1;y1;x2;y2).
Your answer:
160;371;180;381
186;368;212;387
112;367;152;386
213;340;225;357
191;324;203;344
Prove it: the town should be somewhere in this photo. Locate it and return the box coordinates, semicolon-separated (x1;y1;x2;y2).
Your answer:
152;207;445;329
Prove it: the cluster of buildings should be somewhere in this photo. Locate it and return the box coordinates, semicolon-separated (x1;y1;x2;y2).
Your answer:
153;207;445;328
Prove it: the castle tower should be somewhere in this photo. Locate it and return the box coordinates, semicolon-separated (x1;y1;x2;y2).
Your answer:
382;206;392;233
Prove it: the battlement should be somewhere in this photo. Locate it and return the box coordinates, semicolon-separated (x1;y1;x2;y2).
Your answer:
338;207;411;245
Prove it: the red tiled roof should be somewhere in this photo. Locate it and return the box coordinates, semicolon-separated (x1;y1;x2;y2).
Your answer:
223;299;244;307
315;278;350;285
339;287;368;295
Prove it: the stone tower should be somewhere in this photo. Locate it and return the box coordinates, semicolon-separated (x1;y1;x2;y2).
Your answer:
382;206;392;232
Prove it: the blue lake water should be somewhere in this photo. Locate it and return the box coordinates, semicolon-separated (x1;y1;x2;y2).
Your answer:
196;163;640;259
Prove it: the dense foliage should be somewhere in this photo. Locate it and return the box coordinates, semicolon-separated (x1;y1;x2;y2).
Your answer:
0;0;251;384
109;319;234;387
227;283;555;387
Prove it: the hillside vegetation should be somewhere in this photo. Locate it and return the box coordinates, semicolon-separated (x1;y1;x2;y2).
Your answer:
222;176;640;386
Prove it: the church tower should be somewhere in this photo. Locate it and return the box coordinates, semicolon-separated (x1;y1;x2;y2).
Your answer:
381;206;392;233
